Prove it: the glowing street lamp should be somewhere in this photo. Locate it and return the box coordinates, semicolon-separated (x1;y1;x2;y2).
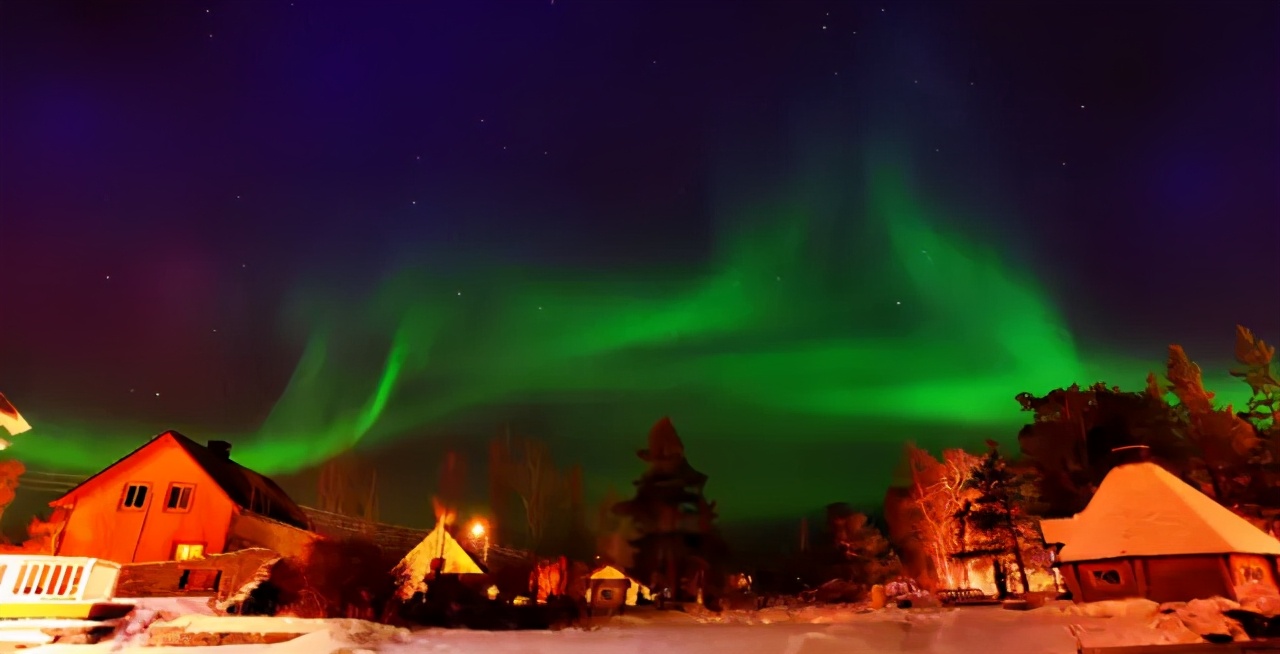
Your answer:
468;518;490;564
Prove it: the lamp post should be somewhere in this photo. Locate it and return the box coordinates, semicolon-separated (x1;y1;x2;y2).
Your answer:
468;519;490;564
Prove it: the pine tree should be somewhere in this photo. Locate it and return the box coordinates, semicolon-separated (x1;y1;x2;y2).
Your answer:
612;417;725;604
1231;326;1279;442
953;441;1030;595
1166;344;1262;503
1016;382;1191;515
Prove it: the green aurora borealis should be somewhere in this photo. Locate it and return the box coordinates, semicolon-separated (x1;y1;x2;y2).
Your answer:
10;156;1253;523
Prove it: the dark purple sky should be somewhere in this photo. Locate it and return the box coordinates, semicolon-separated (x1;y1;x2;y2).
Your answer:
2;0;1277;531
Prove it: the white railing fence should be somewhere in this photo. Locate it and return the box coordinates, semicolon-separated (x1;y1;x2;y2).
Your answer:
0;555;121;603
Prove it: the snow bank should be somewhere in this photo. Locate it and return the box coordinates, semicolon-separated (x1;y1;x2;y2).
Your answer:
8;602;1153;653
1061;598;1160;620
1060;595;1280;647
123;596;220;617
155;615;333;635
15;616;407;654
23;628;345;654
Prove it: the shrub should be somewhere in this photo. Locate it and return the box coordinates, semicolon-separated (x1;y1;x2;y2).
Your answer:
258;537;397;620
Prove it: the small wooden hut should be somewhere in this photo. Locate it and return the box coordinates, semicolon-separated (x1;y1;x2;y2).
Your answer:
1040;449;1280;604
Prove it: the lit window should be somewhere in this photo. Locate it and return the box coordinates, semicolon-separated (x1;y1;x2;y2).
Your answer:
120;483;150;510
165;483;195;511
174;543;205;561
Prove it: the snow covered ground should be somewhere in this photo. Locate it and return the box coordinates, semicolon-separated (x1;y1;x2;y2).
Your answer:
383;606;1139;654
8;603;1151;654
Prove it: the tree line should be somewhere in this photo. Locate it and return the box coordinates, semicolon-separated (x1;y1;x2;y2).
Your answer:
882;324;1279;594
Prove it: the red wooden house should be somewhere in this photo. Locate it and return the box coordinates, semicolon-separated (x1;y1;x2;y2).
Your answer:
50;431;314;564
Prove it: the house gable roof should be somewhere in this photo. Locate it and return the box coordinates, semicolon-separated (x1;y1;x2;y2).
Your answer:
51;430;311;530
1046;461;1280;562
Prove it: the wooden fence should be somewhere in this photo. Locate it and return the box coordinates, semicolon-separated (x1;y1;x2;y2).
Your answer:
299;506;532;565
300;506;429;558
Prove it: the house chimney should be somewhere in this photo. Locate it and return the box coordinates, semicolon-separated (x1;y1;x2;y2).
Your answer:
1110;444;1152;465
207;440;232;459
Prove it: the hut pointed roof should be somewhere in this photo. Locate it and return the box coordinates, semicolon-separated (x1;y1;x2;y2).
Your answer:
1042;461;1280;562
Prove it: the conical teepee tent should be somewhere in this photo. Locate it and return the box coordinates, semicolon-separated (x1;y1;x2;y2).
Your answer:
393;522;487;599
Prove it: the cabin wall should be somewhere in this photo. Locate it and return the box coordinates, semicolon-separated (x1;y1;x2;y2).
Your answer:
115;548;281;602
1059;564;1083;601
586;578;632;611
586;566;651;605
1142;556;1233;603
1068;556;1240;603
57;441;235;563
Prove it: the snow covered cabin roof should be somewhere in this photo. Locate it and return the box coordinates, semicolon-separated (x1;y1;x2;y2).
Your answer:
1039;517;1075;545
1043;461;1280;562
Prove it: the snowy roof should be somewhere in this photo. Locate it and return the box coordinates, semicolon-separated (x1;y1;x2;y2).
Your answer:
590;564;645;586
1045;461;1280;562
1039;518;1074;545
168;433;312;529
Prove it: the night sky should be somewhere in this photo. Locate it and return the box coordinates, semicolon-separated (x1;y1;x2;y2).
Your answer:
2;1;1277;533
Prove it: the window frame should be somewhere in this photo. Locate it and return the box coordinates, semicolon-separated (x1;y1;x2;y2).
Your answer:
119;482;152;511
163;482;196;513
1088;568;1124;586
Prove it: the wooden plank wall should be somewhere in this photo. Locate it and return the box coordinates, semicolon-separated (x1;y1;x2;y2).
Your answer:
116;549;280;601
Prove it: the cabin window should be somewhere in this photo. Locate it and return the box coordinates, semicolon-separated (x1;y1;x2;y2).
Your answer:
1231;554;1276;587
1240;564;1266;584
174;543;205;561
164;483;195;511
1090;569;1123;585
120;483;150;510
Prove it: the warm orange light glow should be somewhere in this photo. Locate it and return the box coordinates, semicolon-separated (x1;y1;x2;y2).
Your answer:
174;543;205;561
469;520;486;538
936;557;1057;596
